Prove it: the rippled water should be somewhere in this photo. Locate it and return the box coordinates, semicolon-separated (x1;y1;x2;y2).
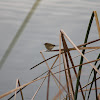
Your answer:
0;0;100;100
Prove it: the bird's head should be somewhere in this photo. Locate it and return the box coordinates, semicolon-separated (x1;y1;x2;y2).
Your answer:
44;43;48;45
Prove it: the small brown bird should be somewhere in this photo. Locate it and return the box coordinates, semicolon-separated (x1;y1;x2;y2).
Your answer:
44;43;58;51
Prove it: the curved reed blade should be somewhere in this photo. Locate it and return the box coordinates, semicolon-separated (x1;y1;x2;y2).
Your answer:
85;53;100;97
74;11;94;100
0;0;41;69
87;64;100;100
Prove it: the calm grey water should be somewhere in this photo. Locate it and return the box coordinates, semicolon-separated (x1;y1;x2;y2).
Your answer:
0;0;100;100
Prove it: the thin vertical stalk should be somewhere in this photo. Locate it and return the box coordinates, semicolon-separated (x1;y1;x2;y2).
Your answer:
14;79;18;100
61;33;74;100
62;54;70;100
74;11;94;100
47;71;50;100
94;11;100;38
40;52;68;96
31;78;46;100
63;53;73;100
17;80;24;100
59;33;62;100
14;79;24;100
60;28;100;100
94;70;98;100
62;36;85;100
87;64;100;100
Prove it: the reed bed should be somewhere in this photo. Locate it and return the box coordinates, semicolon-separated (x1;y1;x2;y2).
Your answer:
0;11;100;100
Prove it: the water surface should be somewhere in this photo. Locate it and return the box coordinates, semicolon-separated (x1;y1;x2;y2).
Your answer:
0;0;100;99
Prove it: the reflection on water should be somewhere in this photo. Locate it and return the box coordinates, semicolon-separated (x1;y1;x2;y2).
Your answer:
0;0;100;99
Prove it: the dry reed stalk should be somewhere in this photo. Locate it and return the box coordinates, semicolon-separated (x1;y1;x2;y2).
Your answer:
62;53;70;100
18;80;24;100
94;11;100;38
30;53;61;70
47;71;50;100
68;58;100;71
31;78;45;100
77;38;100;47
61;33;75;100
14;79;18;100
98;93;100;100
70;47;100;50
42;52;65;99
53;83;67;100
30;37;100;70
53;74;78;100
0;74;50;99
59;32;62;100
60;29;100;75
30;47;100;70
14;79;24;100
48;55;66;99
40;53;53;100
54;58;100;76
40;52;66;99
3;59;99;99
51;46;100;52
72;49;98;60
51;38;100;52
40;52;68;98
62;35;85;100
49;49;99;74
62;53;74;100
1;47;99;99
81;76;100;89
94;70;98;100
78;87;100;92
31;55;61;100
49;56;63;93
39;54;66;99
